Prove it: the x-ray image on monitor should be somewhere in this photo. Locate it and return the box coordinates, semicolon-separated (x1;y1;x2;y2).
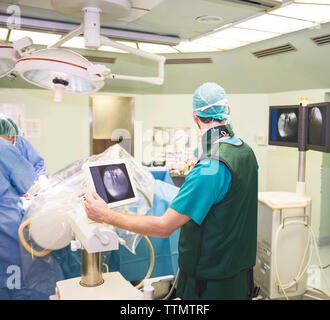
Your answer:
278;112;298;141
308;106;324;146
84;160;138;208
307;103;330;152
269;106;299;147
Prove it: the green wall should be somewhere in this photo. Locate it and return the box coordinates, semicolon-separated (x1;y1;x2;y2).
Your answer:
0;88;90;175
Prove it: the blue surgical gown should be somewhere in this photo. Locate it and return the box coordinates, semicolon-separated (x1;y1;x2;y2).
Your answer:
15;136;47;177
0;137;36;298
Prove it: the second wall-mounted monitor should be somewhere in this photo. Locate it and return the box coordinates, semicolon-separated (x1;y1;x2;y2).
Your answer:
307;102;330;153
269;105;299;148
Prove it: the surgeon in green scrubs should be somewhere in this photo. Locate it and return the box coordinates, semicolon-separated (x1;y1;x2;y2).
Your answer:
84;82;259;300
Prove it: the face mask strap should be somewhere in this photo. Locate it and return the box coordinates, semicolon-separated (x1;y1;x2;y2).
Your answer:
195;98;228;112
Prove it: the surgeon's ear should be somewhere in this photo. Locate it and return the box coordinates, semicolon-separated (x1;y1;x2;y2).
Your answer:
227;105;231;116
192;111;199;123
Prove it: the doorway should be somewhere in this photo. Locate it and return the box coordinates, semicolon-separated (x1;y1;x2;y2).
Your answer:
90;95;135;156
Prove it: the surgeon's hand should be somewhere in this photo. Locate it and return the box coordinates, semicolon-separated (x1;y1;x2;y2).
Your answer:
84;191;109;223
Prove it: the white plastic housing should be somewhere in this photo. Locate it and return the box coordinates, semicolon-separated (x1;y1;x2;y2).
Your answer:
255;191;311;299
29;210;73;250
83;7;101;49
69;207;119;254
53;83;66;102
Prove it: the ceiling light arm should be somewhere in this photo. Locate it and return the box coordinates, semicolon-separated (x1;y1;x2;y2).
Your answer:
100;35;166;85
48;23;84;49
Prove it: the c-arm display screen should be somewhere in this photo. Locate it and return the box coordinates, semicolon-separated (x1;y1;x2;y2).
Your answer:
84;160;139;208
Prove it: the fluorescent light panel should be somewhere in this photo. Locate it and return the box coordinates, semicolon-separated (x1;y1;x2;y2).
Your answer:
236;13;317;33
98;45;126;53
62;36;85;49
0;28;8;41
195;37;248;49
270;3;330;23
211;27;280;42
9;29;61;46
174;41;219;52
117;41;138;49
61;37;129;52
99;41;138;53
294;0;330;4
138;42;177;53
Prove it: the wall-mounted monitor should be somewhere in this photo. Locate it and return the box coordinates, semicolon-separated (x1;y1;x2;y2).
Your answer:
307;102;330;153
269;105;299;148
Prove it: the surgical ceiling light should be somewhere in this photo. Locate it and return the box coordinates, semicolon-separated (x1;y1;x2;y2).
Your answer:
15;48;105;102
0;44;16;78
11;0;166;102
0;36;33;79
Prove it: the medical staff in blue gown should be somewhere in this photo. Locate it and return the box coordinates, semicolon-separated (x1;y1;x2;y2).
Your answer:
0;114;37;299
4;116;49;190
15;136;47;178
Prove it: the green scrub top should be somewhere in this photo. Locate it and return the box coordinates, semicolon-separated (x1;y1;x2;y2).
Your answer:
170;136;242;224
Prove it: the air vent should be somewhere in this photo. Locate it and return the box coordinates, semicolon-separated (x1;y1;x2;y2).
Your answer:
83;56;116;64
311;34;330;46
165;58;213;65
252;43;297;58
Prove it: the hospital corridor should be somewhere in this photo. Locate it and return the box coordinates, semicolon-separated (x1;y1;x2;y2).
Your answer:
0;0;330;305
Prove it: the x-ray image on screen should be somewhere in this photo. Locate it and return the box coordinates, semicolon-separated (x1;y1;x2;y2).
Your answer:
308;106;325;147
269;106;299;146
277;111;298;141
89;163;135;205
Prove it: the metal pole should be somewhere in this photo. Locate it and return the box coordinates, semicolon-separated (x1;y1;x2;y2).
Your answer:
298;151;306;183
80;250;104;287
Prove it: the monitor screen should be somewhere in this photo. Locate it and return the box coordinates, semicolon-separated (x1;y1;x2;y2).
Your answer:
88;162;137;206
307;102;330;152
269;105;299;147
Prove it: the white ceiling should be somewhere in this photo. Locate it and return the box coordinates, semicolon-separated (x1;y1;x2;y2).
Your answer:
0;0;330;94
0;0;267;40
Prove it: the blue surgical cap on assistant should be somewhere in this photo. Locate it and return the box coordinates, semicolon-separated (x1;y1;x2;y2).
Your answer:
0;114;19;137
192;82;229;121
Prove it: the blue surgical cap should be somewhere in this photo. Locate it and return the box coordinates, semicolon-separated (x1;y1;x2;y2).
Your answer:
0;114;19;137
192;82;229;121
